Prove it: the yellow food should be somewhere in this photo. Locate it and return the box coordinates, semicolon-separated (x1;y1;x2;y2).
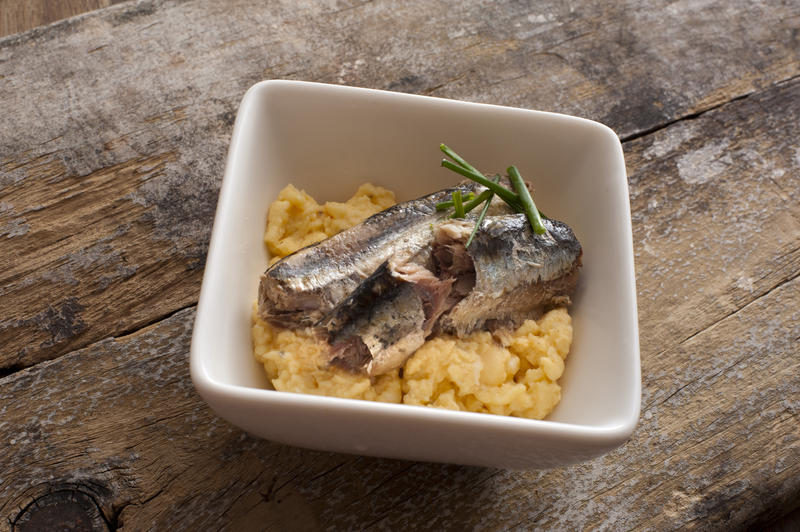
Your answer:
264;183;395;264
252;183;573;420
252;314;402;403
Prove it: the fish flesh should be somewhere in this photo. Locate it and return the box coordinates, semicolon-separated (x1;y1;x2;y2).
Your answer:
258;185;582;377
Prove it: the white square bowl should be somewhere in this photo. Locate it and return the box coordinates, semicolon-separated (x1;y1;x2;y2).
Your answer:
191;80;640;469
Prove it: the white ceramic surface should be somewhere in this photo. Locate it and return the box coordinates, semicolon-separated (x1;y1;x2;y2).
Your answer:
190;80;640;469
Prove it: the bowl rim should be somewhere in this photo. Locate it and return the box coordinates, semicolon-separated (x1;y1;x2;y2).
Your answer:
193;361;640;445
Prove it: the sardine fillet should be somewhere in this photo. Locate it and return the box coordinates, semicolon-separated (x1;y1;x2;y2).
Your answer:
437;215;582;335
318;261;454;377
258;183;480;328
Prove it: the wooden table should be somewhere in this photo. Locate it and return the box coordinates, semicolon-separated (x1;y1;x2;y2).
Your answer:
1;1;798;529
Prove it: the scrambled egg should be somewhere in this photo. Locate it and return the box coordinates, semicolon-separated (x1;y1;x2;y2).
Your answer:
252;184;573;420
264;183;395;263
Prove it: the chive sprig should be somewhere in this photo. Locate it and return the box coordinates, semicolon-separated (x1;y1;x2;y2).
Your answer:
440;159;523;210
436;144;548;238
465;177;498;248
452;190;465;218
507;165;547;235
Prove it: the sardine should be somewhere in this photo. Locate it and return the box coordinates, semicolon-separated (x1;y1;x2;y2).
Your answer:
314;214;581;376
258;183;481;328
434;215;582;336
317;261;453;376
258;185;582;377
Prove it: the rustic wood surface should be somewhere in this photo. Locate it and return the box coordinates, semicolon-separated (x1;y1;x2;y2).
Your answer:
1;0;798;530
0;0;127;39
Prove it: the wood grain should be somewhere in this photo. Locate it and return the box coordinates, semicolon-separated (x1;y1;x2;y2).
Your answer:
0;0;123;39
0;277;795;529
1;0;799;529
2;67;799;532
1;0;799;371
626;76;800;406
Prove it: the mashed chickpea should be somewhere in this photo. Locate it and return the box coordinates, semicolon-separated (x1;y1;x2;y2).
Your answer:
264;183;395;263
252;184;573;420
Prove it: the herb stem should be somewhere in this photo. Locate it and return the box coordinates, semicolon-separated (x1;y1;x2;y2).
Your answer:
462;189;493;214
452;190;465;218
440;144;482;175
436;191;474;211
508;165;547;235
441;160;522;209
466;182;497;248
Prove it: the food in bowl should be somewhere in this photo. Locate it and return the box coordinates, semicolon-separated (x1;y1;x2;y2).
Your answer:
193;81;639;468
252;146;582;419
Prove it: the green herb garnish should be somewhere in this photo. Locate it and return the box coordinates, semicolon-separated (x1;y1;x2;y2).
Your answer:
452;190;465;218
465;177;498;248
508;165;546;235
439;143;483;174
440;159;523;210
461;189;493;214
438;143;548;239
435;192;474;211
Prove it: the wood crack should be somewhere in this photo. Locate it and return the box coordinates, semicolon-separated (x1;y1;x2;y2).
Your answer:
422;73;467;95
130;412;190;433
0;301;196;381
621;72;799;145
326;0;374;16
360;462;418;500
673;396;797;459
216;472;265;524
307;458;357;483
642;270;800;412
620;91;755;144
649;352;751;410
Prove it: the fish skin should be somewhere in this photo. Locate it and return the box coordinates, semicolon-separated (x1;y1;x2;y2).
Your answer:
258;183;480;327
317;261;431;377
437;214;582;336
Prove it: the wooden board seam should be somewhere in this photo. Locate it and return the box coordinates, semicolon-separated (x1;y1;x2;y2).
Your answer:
0;301;197;384
641;268;800;412
620;91;754;144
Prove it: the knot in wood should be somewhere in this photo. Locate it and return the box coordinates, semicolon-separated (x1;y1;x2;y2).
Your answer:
13;489;110;532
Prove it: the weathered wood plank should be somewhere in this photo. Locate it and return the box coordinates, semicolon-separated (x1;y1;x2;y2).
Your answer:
624;76;800;411
0;276;795;530
2;0;799;370
2;77;799;530
1;1;799;528
0;0;124;39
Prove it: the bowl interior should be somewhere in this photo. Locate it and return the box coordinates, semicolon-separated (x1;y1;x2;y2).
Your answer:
198;81;638;431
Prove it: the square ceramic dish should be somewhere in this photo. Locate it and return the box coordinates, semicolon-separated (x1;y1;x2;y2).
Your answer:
191;80;640;469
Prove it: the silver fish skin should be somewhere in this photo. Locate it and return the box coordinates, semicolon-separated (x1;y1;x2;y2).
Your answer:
258;183;482;328
316;261;451;377
436;214;582;336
